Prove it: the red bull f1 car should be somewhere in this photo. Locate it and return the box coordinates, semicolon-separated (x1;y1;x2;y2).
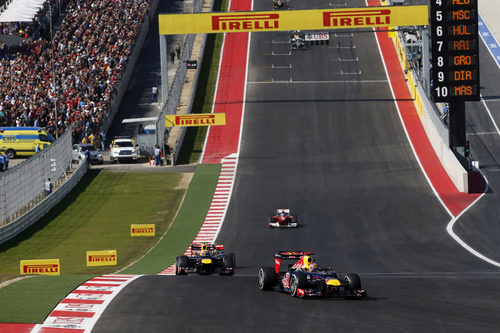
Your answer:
175;243;235;276
258;251;367;298
268;209;299;228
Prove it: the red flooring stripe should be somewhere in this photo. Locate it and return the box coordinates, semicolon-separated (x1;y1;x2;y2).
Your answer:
49;311;95;318
39;328;85;333
71;290;113;295
366;0;481;217
60;299;105;305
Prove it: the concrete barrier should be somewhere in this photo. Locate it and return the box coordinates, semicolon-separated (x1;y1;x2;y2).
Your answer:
394;34;469;193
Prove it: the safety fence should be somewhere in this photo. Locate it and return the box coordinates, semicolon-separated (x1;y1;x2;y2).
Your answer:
0;159;88;244
158;0;210;160
0;128;73;230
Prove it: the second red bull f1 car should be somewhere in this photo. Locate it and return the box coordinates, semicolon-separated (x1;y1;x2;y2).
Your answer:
258;251;367;298
175;243;235;276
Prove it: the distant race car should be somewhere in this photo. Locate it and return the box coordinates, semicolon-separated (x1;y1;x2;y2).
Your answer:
272;0;288;9
268;209;298;228
291;31;306;50
175;243;235;276
258;251;367;298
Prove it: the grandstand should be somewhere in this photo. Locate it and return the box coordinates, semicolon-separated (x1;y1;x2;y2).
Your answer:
0;0;150;146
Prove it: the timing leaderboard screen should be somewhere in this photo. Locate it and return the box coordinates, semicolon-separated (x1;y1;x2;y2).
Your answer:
431;0;479;102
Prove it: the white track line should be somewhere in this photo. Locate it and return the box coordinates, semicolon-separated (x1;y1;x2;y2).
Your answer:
32;275;142;333
159;154;239;275
247;79;388;84
367;0;499;267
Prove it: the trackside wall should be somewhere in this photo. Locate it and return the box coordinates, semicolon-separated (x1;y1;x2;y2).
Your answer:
0;160;88;244
0;128;72;225
166;0;215;160
393;33;469;193
0;0;175;243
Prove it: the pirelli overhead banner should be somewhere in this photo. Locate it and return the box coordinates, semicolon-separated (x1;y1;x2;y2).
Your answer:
158;6;428;35
165;113;226;127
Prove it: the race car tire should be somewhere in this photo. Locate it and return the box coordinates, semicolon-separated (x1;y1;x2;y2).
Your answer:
290;271;307;297
343;273;362;290
258;267;276;290
175;255;189;275
220;253;235;276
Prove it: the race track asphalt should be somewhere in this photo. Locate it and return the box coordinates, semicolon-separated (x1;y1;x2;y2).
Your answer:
93;0;500;331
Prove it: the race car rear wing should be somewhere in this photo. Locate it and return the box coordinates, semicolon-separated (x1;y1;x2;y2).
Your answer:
276;208;290;214
275;251;314;260
274;251;314;273
191;243;224;251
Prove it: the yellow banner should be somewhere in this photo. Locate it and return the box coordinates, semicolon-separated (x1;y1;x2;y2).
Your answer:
131;224;155;236
20;259;60;276
159;6;428;35
165;113;226;127
86;250;117;267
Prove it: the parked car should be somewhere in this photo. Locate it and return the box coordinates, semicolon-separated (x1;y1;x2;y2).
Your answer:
109;137;138;163
72;144;103;164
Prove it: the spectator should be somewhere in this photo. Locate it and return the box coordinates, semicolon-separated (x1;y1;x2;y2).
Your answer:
151;85;158;103
441;103;449;121
164;142;171;164
0;0;152;146
154;144;161;166
138;123;145;134
170;50;175;64
99;129;106;151
45;178;53;196
3;153;8;171
0;153;4;172
175;44;181;60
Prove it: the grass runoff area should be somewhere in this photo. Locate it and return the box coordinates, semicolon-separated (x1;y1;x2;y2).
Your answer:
0;0;229;321
0;165;220;323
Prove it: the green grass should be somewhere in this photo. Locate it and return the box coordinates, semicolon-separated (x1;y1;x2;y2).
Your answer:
122;164;221;274
177;0;229;164
0;275;93;323
0;170;185;282
0;0;230;323
0;165;220;323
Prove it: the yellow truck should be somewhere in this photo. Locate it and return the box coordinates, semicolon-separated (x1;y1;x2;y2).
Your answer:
0;127;55;158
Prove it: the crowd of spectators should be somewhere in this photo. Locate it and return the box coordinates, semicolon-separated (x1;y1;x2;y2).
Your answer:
0;0;151;145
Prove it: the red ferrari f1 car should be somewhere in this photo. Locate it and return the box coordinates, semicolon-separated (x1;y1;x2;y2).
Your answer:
175;243;235;276
268;209;299;228
258;251;367;298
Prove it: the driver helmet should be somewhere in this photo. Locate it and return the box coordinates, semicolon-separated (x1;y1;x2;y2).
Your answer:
302;255;314;271
309;262;319;272
200;245;209;256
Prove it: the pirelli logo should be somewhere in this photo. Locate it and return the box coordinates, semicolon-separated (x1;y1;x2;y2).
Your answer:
158;6;428;35
131;224;155;237
212;13;279;31
86;250;118;267
20;259;60;276
323;9;391;27
165;113;226;127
